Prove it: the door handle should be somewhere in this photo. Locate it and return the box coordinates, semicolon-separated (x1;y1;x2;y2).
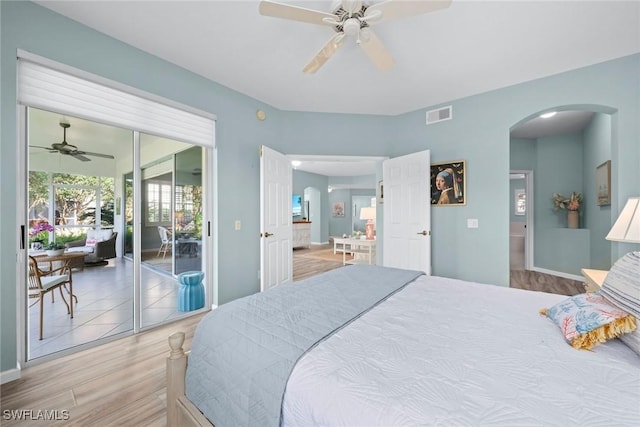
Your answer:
417;230;430;236
263;232;274;238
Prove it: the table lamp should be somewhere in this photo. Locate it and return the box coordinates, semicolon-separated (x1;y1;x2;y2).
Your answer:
606;197;640;243
359;207;376;240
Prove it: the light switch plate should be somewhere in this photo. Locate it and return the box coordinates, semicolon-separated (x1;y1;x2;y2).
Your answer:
467;218;479;228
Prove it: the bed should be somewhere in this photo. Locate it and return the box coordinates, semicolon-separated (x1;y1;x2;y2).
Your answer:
166;263;640;427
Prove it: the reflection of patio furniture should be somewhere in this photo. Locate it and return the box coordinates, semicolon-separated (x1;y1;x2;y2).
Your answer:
66;229;117;267
28;255;74;340
177;238;199;257
157;226;173;260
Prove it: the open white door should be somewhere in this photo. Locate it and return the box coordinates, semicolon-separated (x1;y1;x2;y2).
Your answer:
383;150;431;274
260;145;293;291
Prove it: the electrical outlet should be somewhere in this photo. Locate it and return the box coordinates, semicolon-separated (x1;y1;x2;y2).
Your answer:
467;218;479;229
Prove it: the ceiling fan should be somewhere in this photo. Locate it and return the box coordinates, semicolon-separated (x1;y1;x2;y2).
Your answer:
30;120;115;162
259;0;452;73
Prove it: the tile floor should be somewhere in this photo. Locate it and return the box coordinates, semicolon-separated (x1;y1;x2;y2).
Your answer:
28;257;202;360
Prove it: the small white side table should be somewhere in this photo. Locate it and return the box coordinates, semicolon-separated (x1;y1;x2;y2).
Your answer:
342;238;376;265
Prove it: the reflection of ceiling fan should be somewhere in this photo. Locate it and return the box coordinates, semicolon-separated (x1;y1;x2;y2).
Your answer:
259;0;452;73
30;121;115;162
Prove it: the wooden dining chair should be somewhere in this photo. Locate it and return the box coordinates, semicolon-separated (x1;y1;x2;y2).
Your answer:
28;255;74;340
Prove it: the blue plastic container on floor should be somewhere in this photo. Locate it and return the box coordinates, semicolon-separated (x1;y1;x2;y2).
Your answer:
177;271;205;312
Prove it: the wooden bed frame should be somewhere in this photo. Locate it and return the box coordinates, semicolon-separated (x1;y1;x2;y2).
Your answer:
166;332;213;427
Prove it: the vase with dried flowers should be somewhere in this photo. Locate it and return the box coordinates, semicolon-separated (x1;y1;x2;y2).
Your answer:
552;192;583;228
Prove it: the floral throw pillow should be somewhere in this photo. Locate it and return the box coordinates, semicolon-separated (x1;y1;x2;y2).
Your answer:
540;293;637;350
86;238;98;247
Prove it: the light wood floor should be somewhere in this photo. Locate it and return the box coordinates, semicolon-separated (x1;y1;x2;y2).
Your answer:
293;243;345;281
1;313;205;427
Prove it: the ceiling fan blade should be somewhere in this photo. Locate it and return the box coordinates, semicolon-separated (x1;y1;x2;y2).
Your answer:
259;1;336;26
303;33;346;74
359;28;394;71
69;152;91;162
365;0;452;25
79;151;115;159
29;145;56;151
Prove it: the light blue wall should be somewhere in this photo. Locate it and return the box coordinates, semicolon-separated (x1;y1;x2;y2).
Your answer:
2;1;639;373
537;133;585;229
583;114;613;270
328;190;352;237
292;170;328;241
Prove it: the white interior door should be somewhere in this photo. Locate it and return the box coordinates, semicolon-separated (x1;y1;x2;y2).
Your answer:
383;150;431;274
260;145;293;291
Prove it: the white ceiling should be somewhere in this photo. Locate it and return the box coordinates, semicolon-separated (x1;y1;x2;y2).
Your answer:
35;0;639;116
29;1;639;178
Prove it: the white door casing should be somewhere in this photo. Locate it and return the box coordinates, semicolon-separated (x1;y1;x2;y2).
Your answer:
260;145;293;291
383;150;431;274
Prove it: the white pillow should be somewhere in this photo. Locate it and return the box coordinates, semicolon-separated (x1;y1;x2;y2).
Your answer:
86;229;113;243
99;229;113;241
86;229;101;242
600;251;640;356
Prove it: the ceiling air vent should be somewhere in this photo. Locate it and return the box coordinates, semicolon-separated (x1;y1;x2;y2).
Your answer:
426;105;452;125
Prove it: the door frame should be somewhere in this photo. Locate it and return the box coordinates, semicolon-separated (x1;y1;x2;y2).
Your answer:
511;169;534;270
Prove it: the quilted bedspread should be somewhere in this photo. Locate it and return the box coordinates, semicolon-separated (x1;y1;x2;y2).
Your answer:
185;264;424;427
282;275;640;426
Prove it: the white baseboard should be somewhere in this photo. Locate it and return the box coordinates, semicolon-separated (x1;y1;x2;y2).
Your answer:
0;367;21;384
531;267;584;282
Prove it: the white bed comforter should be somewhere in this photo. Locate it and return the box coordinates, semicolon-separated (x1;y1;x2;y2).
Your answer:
282;275;640;426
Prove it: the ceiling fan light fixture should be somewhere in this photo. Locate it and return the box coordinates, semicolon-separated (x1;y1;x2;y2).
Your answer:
342;18;360;36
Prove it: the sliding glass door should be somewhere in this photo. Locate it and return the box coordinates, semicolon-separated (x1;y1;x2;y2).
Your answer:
25;107;210;360
26;107;134;360
139;134;205;328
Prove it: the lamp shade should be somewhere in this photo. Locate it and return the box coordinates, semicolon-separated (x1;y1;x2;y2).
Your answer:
359;207;376;221
606;197;640;243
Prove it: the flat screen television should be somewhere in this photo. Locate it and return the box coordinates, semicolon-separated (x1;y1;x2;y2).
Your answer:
292;195;302;217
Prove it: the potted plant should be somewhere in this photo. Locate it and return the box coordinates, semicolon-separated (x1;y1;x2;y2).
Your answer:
44;241;66;256
552;192;583;228
29;220;54;250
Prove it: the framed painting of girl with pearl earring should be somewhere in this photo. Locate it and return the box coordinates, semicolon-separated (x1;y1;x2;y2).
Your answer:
430;160;466;206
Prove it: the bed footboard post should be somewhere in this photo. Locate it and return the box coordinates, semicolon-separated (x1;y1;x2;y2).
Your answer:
167;332;187;427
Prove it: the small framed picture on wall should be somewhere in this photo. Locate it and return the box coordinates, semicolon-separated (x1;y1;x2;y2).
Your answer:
596;160;611;206
430;160;466;206
332;201;345;217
